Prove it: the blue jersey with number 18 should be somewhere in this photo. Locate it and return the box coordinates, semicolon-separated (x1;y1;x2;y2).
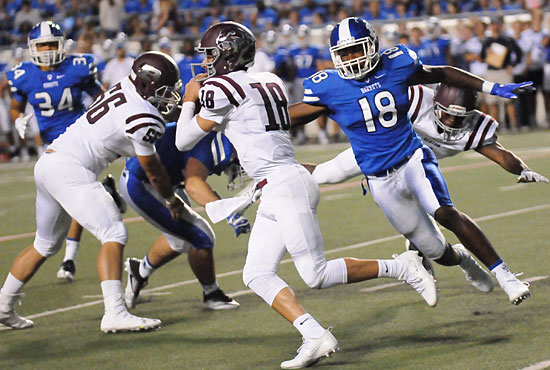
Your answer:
303;44;424;175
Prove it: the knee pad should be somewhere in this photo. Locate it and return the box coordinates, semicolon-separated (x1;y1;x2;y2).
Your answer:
98;221;128;245
165;234;192;254
298;258;348;289
33;234;64;257
244;272;288;306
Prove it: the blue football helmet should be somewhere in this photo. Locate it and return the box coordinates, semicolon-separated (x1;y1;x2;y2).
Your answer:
28;21;66;66
329;17;380;80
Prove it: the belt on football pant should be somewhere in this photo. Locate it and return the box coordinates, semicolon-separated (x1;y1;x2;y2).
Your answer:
256;178;268;189
369;154;412;178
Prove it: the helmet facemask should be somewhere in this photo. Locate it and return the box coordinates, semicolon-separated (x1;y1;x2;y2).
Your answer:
330;36;380;80
433;102;474;141
149;80;183;116
29;37;66;67
191;46;219;82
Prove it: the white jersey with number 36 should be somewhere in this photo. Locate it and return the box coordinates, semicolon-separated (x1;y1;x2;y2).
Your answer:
198;70;298;180
49;77;165;175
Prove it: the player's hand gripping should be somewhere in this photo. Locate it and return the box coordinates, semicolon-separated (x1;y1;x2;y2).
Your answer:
490;81;535;99
15;113;32;139
166;193;185;219
517;169;549;183
183;73;206;104
226;213;251;237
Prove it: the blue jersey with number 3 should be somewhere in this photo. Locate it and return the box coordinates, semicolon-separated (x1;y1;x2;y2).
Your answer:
7;54;100;144
303;44;423;175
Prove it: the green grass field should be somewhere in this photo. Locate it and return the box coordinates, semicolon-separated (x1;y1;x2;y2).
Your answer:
1;131;549;370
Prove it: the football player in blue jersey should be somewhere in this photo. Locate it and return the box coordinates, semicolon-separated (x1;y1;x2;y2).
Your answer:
289;17;533;305
121;123;249;310
6;21;115;283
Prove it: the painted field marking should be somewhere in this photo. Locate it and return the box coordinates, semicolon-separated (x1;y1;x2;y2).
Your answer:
520;360;550;370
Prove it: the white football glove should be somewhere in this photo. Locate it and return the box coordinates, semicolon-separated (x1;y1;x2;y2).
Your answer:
518;169;549;183
15;113;32;139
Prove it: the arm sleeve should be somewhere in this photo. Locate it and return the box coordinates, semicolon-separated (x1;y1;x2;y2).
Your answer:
175;102;209;151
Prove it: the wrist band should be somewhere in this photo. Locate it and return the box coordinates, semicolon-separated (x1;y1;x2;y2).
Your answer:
482;81;495;94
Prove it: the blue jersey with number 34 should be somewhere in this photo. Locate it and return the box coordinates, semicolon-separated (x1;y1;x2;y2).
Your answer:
7;54;100;144
303;44;424;175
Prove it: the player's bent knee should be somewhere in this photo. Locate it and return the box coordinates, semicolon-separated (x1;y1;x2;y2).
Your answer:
243;271;288;306
33;234;64;257
97;222;128;246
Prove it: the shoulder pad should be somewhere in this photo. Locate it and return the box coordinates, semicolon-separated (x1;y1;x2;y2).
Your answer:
66;54;97;77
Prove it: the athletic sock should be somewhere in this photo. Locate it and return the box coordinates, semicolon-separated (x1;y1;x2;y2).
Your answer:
202;281;219;295
139;255;156;279
490;259;513;283
293;313;326;339
63;238;80;262
100;280;122;299
1;273;25;295
377;259;403;278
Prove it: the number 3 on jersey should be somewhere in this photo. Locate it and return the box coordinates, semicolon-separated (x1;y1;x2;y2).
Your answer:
358;91;397;132
250;82;290;131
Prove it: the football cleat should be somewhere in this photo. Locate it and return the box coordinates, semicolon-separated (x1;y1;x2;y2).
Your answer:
101;293;161;333
124;258;148;309
203;288;240;310
102;174;127;214
405;239;435;277
0;292;34;330
394;251;438;307
57;260;76;283
494;269;531;305
454;244;494;293
280;327;339;369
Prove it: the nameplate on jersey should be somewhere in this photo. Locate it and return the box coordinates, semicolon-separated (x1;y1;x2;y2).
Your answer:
43;81;59;89
361;82;381;94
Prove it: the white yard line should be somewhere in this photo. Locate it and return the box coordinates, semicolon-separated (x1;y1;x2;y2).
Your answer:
520;360;550;370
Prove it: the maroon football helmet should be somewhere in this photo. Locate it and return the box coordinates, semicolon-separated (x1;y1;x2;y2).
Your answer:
192;21;256;81
130;51;182;116
433;83;477;141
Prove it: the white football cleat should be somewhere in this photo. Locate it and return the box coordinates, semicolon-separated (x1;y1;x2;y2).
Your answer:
280;328;339;369
494;267;531;305
454;244;494;293
124;258;148;309
101;293;161;333
203;288;240;310
405;239;435;277
0;292;34;330
394;251;438;307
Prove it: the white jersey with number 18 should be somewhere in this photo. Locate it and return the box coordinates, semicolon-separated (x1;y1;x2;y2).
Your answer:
197;70;298;181
49;77;165;175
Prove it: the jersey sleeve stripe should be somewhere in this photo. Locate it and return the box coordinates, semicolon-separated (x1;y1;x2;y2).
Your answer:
126;113;164;125
203;81;240;107
126;122;162;134
303;96;320;102
304;89;313;94
476;119;493;149
215;75;246;100
464;114;485;151
409;85;423;123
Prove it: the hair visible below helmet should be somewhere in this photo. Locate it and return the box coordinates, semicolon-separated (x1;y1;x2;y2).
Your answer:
433;83;477;141
192;21;256;81
130;51;183;116
28;21;66;67
330;17;380;80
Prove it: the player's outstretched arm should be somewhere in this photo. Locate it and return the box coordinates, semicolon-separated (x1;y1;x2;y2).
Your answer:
138;153;185;218
477;143;549;183
408;65;534;99
184;157;220;207
288;102;328;127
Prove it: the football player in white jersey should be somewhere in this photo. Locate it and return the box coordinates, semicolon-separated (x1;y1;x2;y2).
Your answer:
0;51;185;333
304;83;547;303
175;21;438;369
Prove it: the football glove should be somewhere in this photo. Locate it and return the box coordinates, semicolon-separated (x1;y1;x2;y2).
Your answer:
226;213;251;238
517;169;549;183
15;113;32;139
490;81;534;99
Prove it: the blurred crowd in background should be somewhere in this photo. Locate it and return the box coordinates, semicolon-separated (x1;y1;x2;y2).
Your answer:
1;0;550;161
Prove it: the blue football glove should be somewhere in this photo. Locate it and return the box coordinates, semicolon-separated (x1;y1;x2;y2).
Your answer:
490;81;535;99
226;213;251;237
